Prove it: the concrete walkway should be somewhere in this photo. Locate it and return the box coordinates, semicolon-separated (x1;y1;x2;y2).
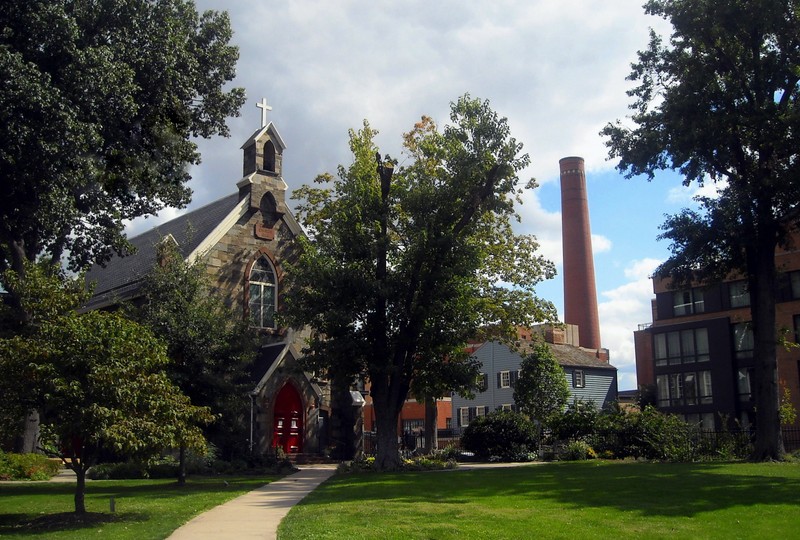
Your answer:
167;464;336;540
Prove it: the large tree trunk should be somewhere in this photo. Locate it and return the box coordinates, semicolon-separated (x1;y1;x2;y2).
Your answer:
423;397;438;455
373;402;402;469
749;239;785;461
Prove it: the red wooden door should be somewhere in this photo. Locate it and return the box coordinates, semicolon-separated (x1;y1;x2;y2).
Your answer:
273;383;303;454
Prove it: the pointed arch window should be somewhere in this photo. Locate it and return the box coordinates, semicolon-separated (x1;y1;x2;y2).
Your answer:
249;257;276;328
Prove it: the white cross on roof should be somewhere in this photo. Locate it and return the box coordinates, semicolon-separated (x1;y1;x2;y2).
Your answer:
256;97;272;128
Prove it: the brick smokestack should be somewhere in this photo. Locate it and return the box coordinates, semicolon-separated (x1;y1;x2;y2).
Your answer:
560;156;601;350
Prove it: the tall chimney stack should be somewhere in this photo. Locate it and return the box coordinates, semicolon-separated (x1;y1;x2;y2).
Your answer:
559;156;601;350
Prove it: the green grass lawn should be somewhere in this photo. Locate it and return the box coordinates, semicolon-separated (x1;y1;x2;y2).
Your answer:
0;474;281;539
279;461;800;540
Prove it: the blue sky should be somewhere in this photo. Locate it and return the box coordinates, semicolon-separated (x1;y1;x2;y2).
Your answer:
127;1;706;390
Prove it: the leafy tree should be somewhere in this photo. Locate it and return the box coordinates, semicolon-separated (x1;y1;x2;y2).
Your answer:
0;262;89;450
514;342;570;425
130;240;255;482
0;0;245;326
601;0;800;460
0;264;211;513
283;96;556;470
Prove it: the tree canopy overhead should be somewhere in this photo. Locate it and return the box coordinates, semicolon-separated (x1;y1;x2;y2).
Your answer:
284;95;556;469
0;0;245;281
602;0;800;460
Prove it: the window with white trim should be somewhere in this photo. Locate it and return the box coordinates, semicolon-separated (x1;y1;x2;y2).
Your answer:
501;404;512;412
249;257;277;328
573;370;585;388
459;407;470;427
475;406;487;418
499;371;510;388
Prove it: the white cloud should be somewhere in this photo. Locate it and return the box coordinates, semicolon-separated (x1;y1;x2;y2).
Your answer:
666;179;729;205
624;257;661;280
124;207;184;238
592;234;612;254
516;189;563;266
598;258;661;390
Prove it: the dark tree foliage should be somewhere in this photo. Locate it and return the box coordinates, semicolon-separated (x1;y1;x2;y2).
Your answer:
131;241;255;479
283;95;556;470
0;0;245;318
602;0;800;460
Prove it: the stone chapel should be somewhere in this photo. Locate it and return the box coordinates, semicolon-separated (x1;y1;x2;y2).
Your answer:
85;103;356;459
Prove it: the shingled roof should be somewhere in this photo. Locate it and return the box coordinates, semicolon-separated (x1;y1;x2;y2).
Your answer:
473;339;616;371
547;343;616;370
84;193;242;310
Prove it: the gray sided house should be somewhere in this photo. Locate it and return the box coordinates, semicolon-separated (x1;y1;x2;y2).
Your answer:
452;327;618;430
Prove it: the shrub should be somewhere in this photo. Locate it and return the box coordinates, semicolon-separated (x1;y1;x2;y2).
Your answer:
548;400;600;441
87;462;147;480
0;451;61;480
461;411;538;461
561;440;596;461
433;445;461;462
592;406;696;461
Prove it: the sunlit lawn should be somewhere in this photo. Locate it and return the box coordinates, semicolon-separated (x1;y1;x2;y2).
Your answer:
0;475;281;539
280;461;800;539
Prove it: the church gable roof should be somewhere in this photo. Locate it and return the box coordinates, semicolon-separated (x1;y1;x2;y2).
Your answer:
84;193;243;310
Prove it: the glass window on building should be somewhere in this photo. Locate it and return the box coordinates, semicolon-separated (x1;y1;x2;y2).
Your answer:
737;368;753;403
792;271;800;300
656;374;669;407
695;328;710;362
459;407;470;427
729;280;750;307
683;372;697;406
654;328;709;366
673;288;704;316
699;370;713;404
656;370;712;407
794;315;800;344
733;322;754;359
499;371;510;388
654;333;668;366
685;412;715;430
